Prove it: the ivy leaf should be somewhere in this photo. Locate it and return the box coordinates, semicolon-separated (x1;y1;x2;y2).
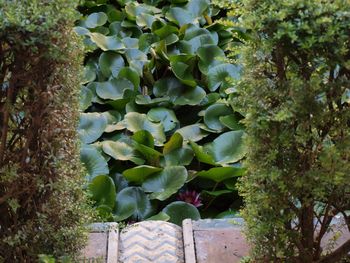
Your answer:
78;113;107;144
162;201;200;226
88;175;116;209
142;166;188;201
114;187;152;221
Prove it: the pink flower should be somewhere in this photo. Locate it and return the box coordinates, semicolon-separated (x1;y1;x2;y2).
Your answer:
177;190;202;207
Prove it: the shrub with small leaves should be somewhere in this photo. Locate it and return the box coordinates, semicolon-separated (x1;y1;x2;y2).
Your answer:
234;0;350;262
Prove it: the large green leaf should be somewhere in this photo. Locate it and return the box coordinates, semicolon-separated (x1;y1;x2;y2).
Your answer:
163;133;183;154
163;147;194;166
208;130;246;164
132;130;154;148
80;85;94;111
219;114;245;130
189;141;216;165
118;67;140;88
99;52;125;78
146;212;170;221
88;175;116;209
147;108;178;132
207;64;241;92
90;33;125;51
204;103;232;131
85;12;108;28
175;124;209;142
78;113;107;144
198;45;225;74
123;165;162;184
125;49;148;76
124;112;166;146
80;145;109;180
196;167;244;182
169;55;197;87
102;140;144;164
95;78;134;100
162;201;200;226
114;187;152;221
103;111;122;133
142;166;187;201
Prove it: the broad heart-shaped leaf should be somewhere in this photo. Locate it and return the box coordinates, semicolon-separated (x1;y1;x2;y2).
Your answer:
208;64;241;92
125;49;148;76
146;212;170;221
88;175;116;209
219;114;245;131
139;33;160;52
123;165;162;184
132;141;163;164
147;108;178;132
118;67;140;89
80;85;93;111
135;95;170;106
181;25;217;54
185;0;210;18
166;7;194;27
189;141;216;165
103;111;122;133
204;103;232;131
153;77;205;106
114;187;152;221
163;147;194;166
89;33;125;51
142;166;188;201
163;133;183;155
95;78;134;100
175;124;209;142
102;140;144;165
196;167;244;183
169;55;197;87
98;52;125;78
198;45;225;74
207;130;246;164
132;130;154;148
80;144;109;181
162;201;200;226
78;113;107;144
124;112;166;146
85;12;108;28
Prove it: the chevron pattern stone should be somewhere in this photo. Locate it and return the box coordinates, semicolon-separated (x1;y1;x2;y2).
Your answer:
118;221;184;263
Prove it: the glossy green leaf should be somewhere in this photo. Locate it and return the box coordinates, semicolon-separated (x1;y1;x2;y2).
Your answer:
146;212;170;221
95;78;134;100
208;64;240;91
132;130;154;148
80;85;94;111
142;166;188;201
99;52;125;78
85;12;108;28
170;55;197;87
124;112;166;146
125;49;148;76
176;124;209;142
118;67;140;88
189;141;216;165
162;201;200;226
163;133;183;155
204;103;232;131
103;111;122;133
198;45;225;74
147;108;178;132
78;113;107;144
219;114;245;130
163;147;194;166
102;140;144;164
114;187;152;221
196;167;244;182
80;144;109;180
88;175;116;208
90;33;124;51
123;165;162;184
167;7;194;27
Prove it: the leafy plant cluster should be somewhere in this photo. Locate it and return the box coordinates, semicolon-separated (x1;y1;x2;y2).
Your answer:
0;1;93;261
235;0;350;262
77;0;246;224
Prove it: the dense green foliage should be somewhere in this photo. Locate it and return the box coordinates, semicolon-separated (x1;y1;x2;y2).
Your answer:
77;0;246;224
235;0;350;261
0;1;93;261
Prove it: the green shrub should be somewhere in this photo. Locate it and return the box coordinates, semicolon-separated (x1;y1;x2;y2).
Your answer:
0;1;93;261
235;0;350;262
76;0;247;224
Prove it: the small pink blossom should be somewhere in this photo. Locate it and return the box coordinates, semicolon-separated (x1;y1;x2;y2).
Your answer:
177;190;202;207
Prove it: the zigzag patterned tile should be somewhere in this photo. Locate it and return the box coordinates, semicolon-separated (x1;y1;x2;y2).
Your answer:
118;221;184;263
